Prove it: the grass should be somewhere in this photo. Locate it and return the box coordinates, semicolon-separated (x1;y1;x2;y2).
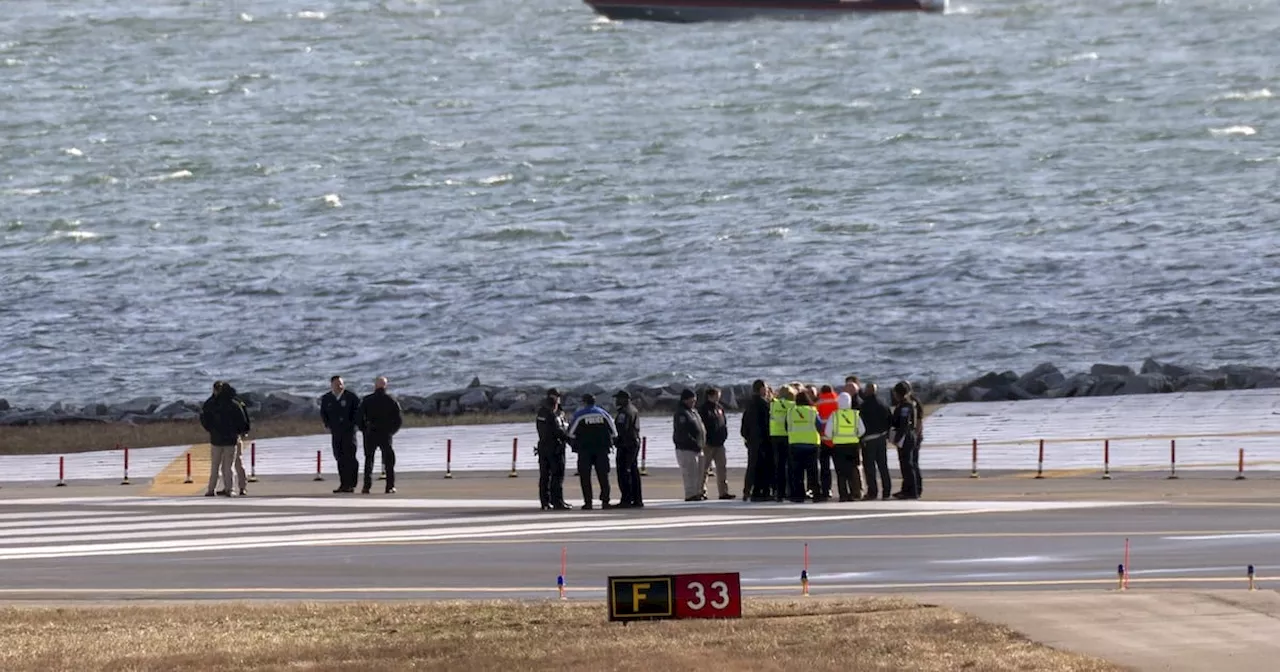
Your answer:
0;413;530;456
0;598;1119;672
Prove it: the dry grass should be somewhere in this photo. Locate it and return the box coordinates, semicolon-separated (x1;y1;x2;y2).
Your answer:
0;413;530;456
0;598;1120;672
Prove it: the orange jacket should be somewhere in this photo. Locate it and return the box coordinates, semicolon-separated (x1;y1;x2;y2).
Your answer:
816;392;839;447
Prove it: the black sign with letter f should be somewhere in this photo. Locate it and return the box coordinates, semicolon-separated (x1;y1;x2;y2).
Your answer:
607;575;675;621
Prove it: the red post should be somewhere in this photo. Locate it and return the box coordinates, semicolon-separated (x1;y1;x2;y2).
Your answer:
640;436;649;476
1236;448;1246;481
313;449;324;481
57;456;66;487
120;444;131;486
248;441;259;483
1167;439;1179;480
1102;439;1112;480
183;452;193;483
1123;537;1131;590
969;439;979;479
801;542;810;597
508;438;519;478
444;438;454;479
1034;439;1045;479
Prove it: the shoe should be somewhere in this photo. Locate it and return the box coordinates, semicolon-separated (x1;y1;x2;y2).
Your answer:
750;495;770;502
719;494;736;500
892;492;910;499
580;503;593;510
862;494;877;501
552;503;572;510
361;488;371;495
631;502;644;508
684;496;702;502
386;487;397;494
216;490;230;496
699;494;708;501
789;498;806;503
615;502;633;509
601;501;614;509
882;494;891;500
239;489;247;496
541;504;551;511
813;495;830;503
204;492;215;497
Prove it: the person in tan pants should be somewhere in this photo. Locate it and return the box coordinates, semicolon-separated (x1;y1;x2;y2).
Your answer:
200;381;250;497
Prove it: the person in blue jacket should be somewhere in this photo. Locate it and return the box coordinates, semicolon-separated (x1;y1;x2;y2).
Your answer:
568;393;617;510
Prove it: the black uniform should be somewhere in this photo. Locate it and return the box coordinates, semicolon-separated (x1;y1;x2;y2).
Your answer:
613;399;644;508
536;401;570;509
569;404;617;508
891;399;921;499
740;392;771;500
320;389;362;492
358;388;402;493
859;393;893;500
912;397;925;496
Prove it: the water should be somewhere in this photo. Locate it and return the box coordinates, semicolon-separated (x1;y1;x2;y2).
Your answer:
1;0;1277;406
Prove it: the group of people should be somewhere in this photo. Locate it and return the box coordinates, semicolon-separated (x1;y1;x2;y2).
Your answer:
532;376;925;510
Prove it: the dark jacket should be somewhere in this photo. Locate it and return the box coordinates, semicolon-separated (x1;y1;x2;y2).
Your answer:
891;400;919;449
673;405;706;453
912;398;925;443
860;394;893;437
740;394;770;446
358;389;402;436
200;388;251;447
320;389;361;436
699;400;728;447
568;405;616;454
536;402;570;450
613;403;641;450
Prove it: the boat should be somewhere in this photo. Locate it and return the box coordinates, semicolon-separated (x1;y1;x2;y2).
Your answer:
584;0;947;22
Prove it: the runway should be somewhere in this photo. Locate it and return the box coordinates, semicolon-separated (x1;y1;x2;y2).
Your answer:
0;490;1275;600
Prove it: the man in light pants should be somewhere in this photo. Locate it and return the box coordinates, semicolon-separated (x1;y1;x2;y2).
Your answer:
672;388;707;501
200;381;250;497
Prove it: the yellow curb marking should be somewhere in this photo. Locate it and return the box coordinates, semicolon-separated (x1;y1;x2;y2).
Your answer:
146;444;209;496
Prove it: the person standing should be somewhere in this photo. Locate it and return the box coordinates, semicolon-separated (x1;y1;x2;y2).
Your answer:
536;388;571;511
568;393;617;510
358;376;403;495
673;388;707;501
891;381;921;500
199;381;250;498
859;383;893;501
815;384;840;499
611;390;644;509
843;375;863;409
767;385;794;502
226;384;251;496
905;381;926;497
785;390;824;502
740;379;772;501
697;387;734;501
824;392;866;502
320;375;362;493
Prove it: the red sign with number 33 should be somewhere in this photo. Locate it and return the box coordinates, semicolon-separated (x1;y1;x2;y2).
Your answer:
673;572;742;619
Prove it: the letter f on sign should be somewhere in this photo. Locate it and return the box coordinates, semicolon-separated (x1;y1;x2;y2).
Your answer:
631;583;650;612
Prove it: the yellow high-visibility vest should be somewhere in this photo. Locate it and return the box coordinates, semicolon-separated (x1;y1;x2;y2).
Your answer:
768;398;791;437
830;408;861;446
786;405;820;445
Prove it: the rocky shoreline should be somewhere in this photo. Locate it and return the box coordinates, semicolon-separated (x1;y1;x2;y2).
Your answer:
0;359;1277;428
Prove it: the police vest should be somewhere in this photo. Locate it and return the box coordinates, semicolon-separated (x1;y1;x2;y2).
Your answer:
830;409;861;446
786;405;821;445
768;398;791;437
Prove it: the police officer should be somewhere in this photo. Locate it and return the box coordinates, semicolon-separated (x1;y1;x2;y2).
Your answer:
358;376;402;494
785;390;823;502
535;388;571;511
320;375;361;493
767;385;795;502
823;392;866;502
859;382;893;501
891;381;921;500
568;393;617;510
612;390;644;508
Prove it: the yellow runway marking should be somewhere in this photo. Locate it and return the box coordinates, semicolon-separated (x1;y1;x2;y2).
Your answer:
146;444;207;496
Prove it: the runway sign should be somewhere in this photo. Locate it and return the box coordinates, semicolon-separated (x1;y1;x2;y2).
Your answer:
607;573;741;621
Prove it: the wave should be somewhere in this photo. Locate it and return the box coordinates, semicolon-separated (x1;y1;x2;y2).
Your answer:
1210;126;1257;137
145;170;194;182
1214;89;1272;102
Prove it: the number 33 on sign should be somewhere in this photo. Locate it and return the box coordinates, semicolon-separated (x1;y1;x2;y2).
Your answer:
607;573;742;621
674;573;742;619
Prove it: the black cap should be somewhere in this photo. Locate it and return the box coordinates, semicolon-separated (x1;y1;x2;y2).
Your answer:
582;393;596;405
680;388;696;400
613;390;630;401
546;388;560;398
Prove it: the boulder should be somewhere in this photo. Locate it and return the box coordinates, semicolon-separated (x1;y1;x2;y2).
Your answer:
719;385;738;410
1175;374;1215;391
506;395;541;415
0;410;53;426
1090;363;1134;378
1089;375;1128;396
398;395;431;415
238;391;265;409
107;396;163;417
960;386;989;402
458;387;490;410
468;376;483;388
1046;373;1096;398
1140;358;1162;375
1119;374;1173;395
1221;365;1278;390
259;392;317;418
0;398;8;412
46;400;74;415
154;400;199;421
568;382;607;400
1016;363;1065;396
80;403;109;417
490;387;529;411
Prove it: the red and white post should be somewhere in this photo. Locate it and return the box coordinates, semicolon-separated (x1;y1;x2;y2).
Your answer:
969;439;979;479
313;449;324;482
639;436;648;476
444;438;454;479
248;441;259;483
120;444;131;486
1102;439;1112;480
183;452;194;484
1167;439;1179;480
56;455;67;487
508;437;519;478
1034;439;1045;479
1236;448;1246;481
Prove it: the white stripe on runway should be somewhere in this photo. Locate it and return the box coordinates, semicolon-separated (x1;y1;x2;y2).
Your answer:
0;513;405;538
0;512;358;530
